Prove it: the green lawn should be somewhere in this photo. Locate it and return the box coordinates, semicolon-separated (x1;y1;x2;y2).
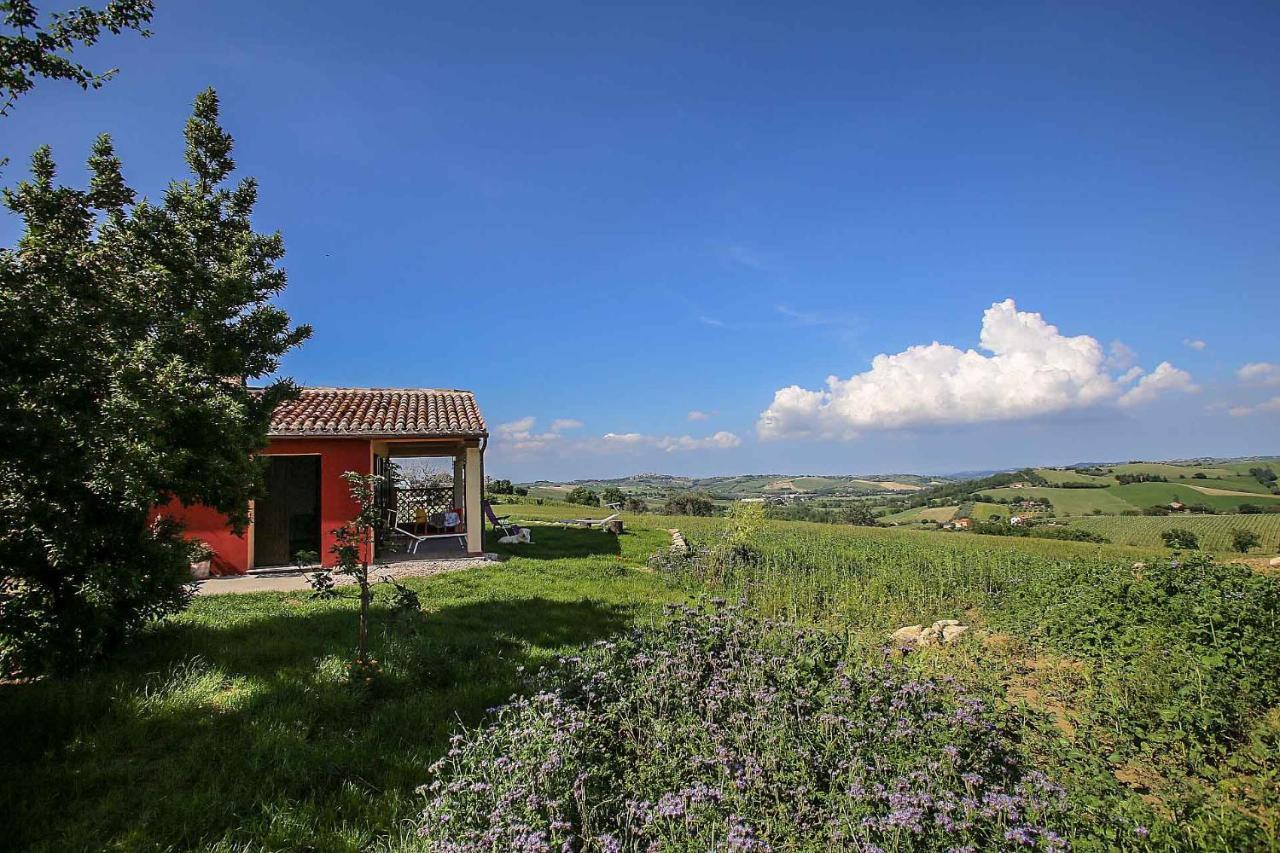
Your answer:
6;512;1278;849
0;525;679;851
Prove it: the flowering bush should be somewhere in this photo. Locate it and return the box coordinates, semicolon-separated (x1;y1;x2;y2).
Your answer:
416;602;1099;851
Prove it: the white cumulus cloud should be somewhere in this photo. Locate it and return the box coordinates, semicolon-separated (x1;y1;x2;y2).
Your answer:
1238;362;1280;387
758;299;1197;440
1117;362;1199;407
601;431;741;452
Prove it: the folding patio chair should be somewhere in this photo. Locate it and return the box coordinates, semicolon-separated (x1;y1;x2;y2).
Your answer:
483;500;520;537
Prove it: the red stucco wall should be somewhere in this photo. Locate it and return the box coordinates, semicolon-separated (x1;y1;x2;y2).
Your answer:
150;497;250;575
263;438;373;568
151;437;373;574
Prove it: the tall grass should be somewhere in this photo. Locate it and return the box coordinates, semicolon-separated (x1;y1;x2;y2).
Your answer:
657;515;1140;628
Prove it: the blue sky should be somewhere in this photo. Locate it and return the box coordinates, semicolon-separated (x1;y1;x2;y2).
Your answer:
3;1;1278;479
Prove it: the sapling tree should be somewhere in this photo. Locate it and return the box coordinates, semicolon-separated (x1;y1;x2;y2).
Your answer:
325;472;384;677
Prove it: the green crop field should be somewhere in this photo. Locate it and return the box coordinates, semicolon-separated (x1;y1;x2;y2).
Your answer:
970;501;1010;520
1110;482;1280;512
1033;467;1115;485
1067;513;1280;553
880;504;958;525
979;485;1135;515
981;481;1280;517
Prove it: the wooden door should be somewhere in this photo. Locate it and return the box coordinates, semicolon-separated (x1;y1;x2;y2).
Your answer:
254;456;321;567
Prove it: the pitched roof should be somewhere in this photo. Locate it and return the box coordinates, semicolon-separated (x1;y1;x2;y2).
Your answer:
269;388;487;438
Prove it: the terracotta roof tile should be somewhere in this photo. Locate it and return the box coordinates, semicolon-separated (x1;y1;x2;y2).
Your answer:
269;388;487;437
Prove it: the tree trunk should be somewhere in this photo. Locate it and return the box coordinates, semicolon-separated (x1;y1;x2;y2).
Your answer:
357;566;370;659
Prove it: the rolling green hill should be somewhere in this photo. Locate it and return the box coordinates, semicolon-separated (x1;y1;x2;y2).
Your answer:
523;472;943;501
521;458;1280;519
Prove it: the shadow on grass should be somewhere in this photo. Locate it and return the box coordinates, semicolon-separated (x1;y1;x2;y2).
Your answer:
0;594;635;851
487;523;624;560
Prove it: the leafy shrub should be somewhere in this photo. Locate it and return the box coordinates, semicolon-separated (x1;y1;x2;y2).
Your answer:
623;496;648;513
995;554;1280;763
1231;528;1261;552
416;602;1101;850
488;479;515;495
662;491;716;516
600;487;625;507
1160;528;1199;550
565;486;600;507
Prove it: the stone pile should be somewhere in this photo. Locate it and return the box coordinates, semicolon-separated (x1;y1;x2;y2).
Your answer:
890;619;969;647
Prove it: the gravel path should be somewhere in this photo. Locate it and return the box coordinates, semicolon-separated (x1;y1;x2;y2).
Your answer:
195;554;500;596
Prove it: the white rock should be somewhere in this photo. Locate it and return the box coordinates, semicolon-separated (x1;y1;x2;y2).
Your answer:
891;625;925;644
1269;557;1280;568
917;628;943;647
941;625;969;643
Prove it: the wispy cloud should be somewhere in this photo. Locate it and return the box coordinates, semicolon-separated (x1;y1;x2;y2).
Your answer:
687;410;711;421
495;417;742;456
774;304;858;329
1225;396;1280;417
1183;338;1207;351
601;431;742;452
496;416;578;451
1238;362;1280;387
720;244;775;271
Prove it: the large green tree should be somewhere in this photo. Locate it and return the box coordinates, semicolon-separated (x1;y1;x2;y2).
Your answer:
1;0;152;117
0;89;310;675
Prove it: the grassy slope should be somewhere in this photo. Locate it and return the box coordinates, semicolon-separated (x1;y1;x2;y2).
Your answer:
1034;467;1116;485
0;526;679;852
980;485;1136;515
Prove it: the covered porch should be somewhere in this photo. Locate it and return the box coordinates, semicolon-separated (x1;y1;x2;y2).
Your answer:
372;436;486;557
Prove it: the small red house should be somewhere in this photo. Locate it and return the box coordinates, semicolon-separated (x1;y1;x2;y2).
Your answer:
153;387;488;574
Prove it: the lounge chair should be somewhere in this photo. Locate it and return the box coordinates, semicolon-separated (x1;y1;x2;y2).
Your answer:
382;508;429;555
483;500;520;537
558;512;621;529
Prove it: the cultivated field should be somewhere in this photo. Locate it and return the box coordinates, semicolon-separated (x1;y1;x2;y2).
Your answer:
1068;512;1280;553
981;482;1280;516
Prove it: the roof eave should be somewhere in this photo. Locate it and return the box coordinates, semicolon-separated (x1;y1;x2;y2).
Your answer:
268;430;489;440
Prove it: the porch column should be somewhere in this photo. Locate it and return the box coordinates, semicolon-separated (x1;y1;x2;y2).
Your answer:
452;455;465;508
465;446;483;555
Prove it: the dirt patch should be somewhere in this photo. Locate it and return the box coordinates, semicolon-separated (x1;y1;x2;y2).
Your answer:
1005;655;1087;740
